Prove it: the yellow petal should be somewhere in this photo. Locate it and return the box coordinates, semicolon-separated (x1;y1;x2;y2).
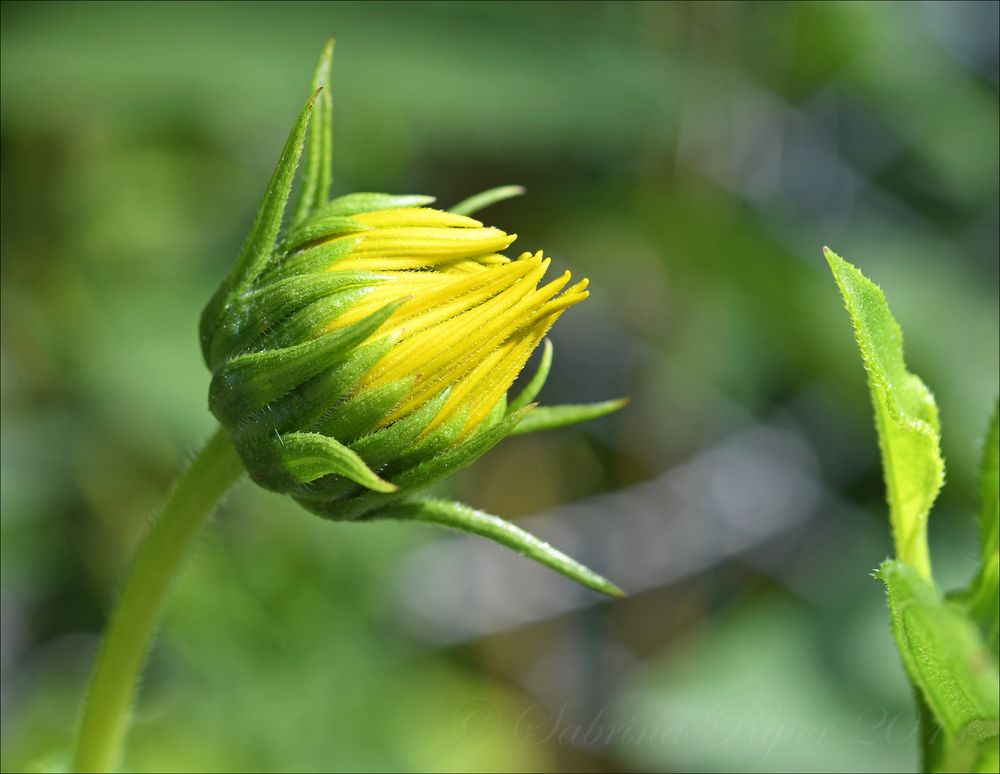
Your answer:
353;207;484;229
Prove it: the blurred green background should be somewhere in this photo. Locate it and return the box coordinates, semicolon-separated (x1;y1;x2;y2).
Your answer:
1;1;998;772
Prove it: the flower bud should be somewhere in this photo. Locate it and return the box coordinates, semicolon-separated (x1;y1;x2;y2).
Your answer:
200;41;625;595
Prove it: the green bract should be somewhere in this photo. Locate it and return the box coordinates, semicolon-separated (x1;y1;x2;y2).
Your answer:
198;41;625;596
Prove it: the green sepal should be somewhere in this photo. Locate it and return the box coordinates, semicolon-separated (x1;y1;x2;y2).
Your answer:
825;247;943;580
314;192;436;218
511;399;628;436
207;271;382;369
266;286;376;349
228;90;320;295
450;185;525;217
482;395;507;430
263;238;361;283
233;337;399;440
879;560;999;762
209;300;402;426
314;374;413;441
350;388;452;467
198;92;318;363
394;404;532;491
508;338;553;413
283;216;368;253
241;431;396;493
199;284;229;368
364;497;623;597
295;388;451;504
297;339;402;433
382;404;470;474
290;38;335;227
199;90;320;361
315;406;533;522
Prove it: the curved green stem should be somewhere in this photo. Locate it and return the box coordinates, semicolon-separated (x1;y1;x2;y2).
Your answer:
72;426;245;773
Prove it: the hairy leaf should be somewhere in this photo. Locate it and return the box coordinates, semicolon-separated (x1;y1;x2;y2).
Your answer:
879;560;999;760
825;247;943;579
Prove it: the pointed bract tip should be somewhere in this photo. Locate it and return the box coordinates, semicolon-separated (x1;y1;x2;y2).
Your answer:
319;37;335;62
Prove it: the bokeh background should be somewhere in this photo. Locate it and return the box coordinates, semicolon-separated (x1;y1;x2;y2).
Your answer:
2;1;998;772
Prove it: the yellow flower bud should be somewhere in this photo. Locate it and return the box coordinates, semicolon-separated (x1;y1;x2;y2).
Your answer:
199;40;625;595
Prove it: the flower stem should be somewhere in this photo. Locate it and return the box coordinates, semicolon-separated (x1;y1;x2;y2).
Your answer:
72;426;245;773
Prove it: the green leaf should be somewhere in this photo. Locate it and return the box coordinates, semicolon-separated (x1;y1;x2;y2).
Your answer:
291;38;335;226
959;402;1000;658
449;185;525;217
976;402;999;578
508;338;552;413
879;560;999;762
365;497;623;597
511;398;628;436
825;247;943;579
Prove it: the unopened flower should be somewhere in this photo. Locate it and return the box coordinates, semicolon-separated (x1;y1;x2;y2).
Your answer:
199;41;625;594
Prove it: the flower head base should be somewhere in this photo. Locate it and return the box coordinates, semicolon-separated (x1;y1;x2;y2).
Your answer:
200;41;625;595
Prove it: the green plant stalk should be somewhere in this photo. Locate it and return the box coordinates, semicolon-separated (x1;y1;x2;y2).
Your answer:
72;427;245;773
